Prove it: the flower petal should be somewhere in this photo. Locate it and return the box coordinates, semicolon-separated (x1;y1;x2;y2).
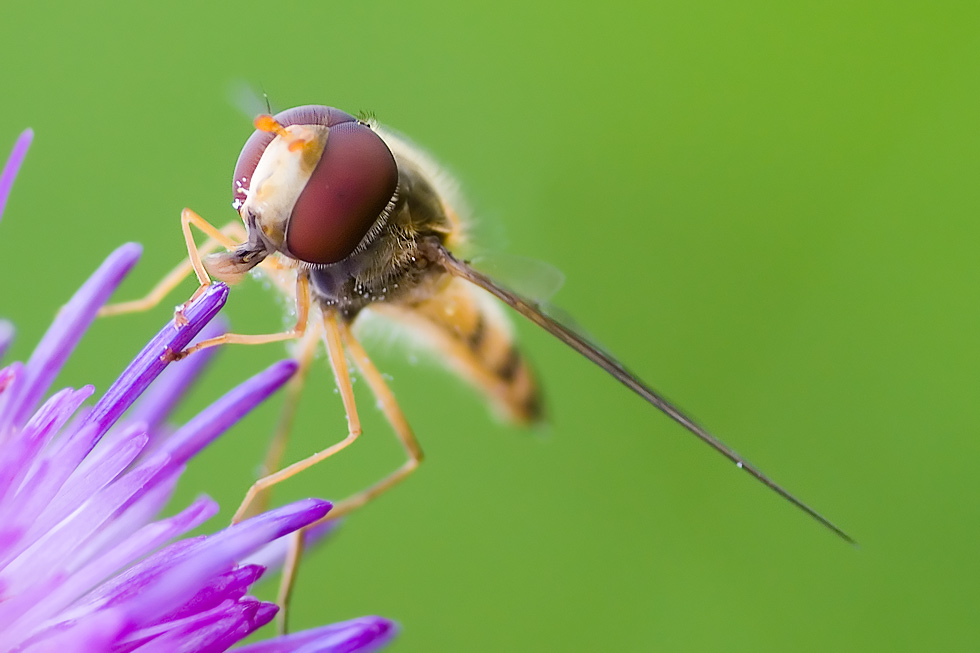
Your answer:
0;387;93;509
123;597;276;653
235;616;398;653
160;359;298;467
82;281;228;448
72;499;331;635
243;520;339;573
19;496;220;634
25;425;150;548
18;607;126;653
128;316;228;440
0;128;33;224
155;564;266;623
0;320;14;363
9;243;143;429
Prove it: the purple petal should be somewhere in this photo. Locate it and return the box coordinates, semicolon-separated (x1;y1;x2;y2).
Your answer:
24;426;150;544
17;607;126;653
243;520;340;573
74;468;181;569
0;455;175;599
0;320;13;363
82;282;228;448
3;497;219;647
179;498;332;572
76;499;331;633
0;362;24;427
125;598;276;653
80;538;200;611
9;244;143;429
154;564;266;624
0;128;32;224
95;359;296;522
7;421;142;554
236;616;398;653
128;316;228;439
0;387;92;507
160;359;297;467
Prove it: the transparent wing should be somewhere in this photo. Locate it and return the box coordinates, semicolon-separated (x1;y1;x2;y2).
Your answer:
425;238;855;544
469;252;565;304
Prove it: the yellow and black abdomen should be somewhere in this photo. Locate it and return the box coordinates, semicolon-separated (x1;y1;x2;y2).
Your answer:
378;275;542;425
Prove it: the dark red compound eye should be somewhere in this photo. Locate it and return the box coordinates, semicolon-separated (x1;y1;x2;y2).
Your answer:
286;120;398;264
232;105;398;265
232;105;357;210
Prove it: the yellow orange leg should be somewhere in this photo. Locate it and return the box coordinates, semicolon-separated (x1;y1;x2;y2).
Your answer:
277;530;305;635
319;321;425;521
181;207;235;287
267;318;425;630
230;309;363;525
173;271;311;360
241;321;324;521
97;219;246;317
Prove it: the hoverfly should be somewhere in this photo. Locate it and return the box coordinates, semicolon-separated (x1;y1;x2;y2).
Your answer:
102;104;853;623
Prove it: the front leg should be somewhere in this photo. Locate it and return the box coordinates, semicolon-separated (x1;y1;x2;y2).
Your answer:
173;270;311;360
174;208;241;326
98;214;245;319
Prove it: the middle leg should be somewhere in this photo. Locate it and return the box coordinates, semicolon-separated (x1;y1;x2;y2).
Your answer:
173;270;311;360
230;309;364;524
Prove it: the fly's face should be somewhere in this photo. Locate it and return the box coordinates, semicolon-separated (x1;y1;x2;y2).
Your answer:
205;105;399;284
238;120;328;250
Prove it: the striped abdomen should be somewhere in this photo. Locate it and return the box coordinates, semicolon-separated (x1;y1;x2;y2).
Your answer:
379;275;542;425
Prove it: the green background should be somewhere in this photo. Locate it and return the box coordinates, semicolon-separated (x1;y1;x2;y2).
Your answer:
2;2;979;650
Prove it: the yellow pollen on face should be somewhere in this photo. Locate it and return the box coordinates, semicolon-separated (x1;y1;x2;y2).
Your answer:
282;125;327;172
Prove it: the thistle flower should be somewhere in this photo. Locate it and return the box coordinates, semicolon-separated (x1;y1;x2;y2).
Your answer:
0;130;396;651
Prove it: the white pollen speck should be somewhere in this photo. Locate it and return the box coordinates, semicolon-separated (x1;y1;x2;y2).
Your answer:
736;462;743;468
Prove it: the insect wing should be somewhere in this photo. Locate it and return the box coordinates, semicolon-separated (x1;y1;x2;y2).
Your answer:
426;239;854;544
468;251;566;305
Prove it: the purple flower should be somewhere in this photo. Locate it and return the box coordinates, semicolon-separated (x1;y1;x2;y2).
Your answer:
0;131;396;651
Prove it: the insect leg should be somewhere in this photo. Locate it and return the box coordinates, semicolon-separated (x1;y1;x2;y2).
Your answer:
318;321;424;522
230;309;363;524
97;219;245;317
172;271;311;360
241;321;323;520
277;529;305;635
270;319;425;632
180;207;234;287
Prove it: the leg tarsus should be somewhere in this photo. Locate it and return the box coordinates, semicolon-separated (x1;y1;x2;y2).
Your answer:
276;529;305;635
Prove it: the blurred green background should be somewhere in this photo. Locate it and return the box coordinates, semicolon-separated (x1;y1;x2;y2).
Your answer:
2;1;979;650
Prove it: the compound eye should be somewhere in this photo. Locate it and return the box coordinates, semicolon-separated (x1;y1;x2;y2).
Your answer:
285;121;398;265
232;105;358;212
